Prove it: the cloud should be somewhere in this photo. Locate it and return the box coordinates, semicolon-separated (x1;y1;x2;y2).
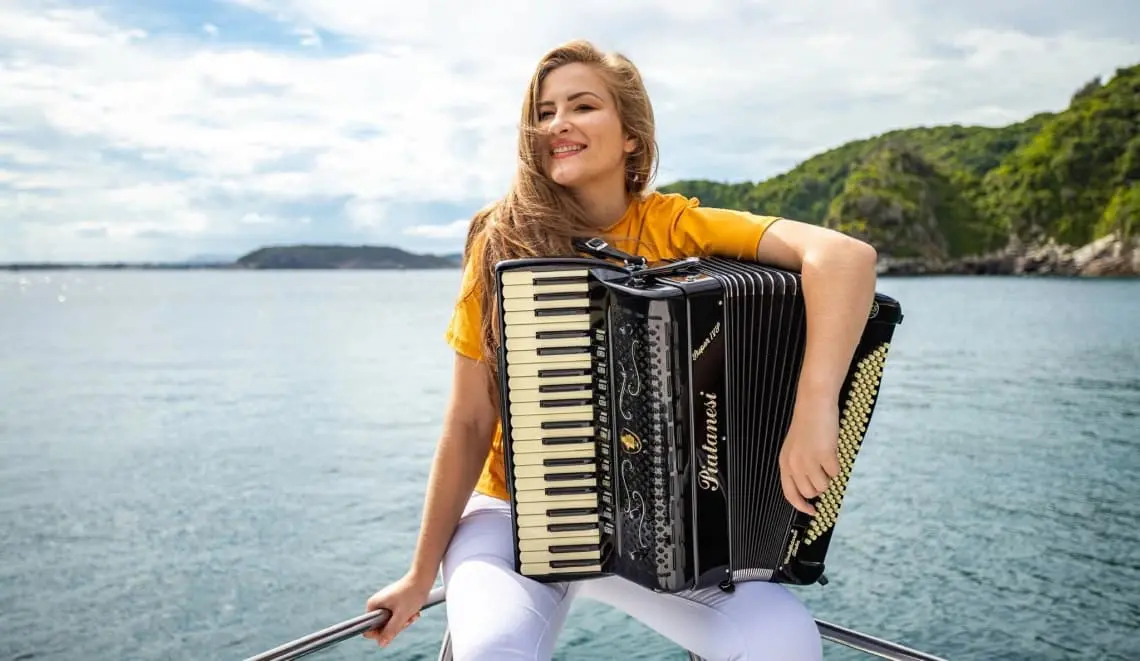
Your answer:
0;0;1138;261
404;219;470;240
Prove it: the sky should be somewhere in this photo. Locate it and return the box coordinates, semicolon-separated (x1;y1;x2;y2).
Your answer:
1;0;1138;263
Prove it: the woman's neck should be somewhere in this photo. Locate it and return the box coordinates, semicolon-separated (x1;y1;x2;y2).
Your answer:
575;176;632;231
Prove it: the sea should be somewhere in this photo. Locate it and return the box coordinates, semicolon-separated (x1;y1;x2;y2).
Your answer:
1;269;1137;661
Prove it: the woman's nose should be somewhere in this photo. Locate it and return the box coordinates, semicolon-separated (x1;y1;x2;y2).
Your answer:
548;111;570;133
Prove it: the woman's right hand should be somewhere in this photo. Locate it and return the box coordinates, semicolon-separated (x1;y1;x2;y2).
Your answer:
361;571;434;648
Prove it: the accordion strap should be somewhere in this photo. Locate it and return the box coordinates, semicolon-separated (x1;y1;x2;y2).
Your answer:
572;236;647;269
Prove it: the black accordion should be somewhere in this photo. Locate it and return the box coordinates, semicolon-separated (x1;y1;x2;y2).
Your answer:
493;238;903;593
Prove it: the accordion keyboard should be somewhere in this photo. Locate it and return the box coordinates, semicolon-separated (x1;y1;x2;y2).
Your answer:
499;267;604;577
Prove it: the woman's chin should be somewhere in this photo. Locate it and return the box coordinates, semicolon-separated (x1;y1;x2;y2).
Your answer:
544;170;574;188
549;167;583;188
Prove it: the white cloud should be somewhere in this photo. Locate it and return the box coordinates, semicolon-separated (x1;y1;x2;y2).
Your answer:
404;219;470;240
0;0;1137;261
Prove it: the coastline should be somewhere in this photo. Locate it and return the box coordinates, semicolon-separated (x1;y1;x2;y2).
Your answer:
877;235;1138;277
3;236;1136;277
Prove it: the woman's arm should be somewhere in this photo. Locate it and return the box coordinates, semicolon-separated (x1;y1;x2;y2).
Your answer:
665;199;880;515
753;219;880;515
364;352;498;647
409;353;499;583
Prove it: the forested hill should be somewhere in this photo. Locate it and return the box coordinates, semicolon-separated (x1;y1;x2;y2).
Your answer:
660;63;1139;275
234;245;459;269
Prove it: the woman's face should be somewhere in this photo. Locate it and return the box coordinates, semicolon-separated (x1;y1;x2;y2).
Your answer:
535;63;635;192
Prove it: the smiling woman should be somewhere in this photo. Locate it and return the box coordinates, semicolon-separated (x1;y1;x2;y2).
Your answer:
535;65;646;200
359;39;881;661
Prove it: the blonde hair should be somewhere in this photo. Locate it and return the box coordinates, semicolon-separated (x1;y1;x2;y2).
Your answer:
461;39;659;374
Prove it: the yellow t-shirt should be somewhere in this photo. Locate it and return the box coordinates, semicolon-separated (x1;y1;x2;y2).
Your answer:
444;190;781;501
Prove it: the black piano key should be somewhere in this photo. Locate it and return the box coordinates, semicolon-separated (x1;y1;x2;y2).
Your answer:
537;368;592;378
543;471;595;482
534;292;589;302
542;456;594;467
541;420;591;429
545;507;597;517
534;307;590;317
532;275;588;285
535;329;591;339
547;521;599;533
540;436;593;446
538;383;592;393
544;485;595;496
549;543;597;554
536;346;590;356
550;559;600;569
539;397;592;408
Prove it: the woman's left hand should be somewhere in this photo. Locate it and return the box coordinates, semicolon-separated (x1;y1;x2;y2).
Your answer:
778;396;842;516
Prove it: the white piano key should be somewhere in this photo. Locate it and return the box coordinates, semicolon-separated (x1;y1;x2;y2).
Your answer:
507;428;594;444
506;357;591;377
504;334;591;351
513;488;596;504
504;309;589;326
513;498;597;516
502;283;589;301
508;373;592;390
504;319;590;338
502;296;591;312
517;524;598;540
524;563;602;575
513;475;595;492
513;461;596;479
520;562;602;575
500;268;589;286
506;349;590;365
506;412;592;429
508;401;592;417
517;533;598;551
507;387;591;403
516;512;598;527
518;549;599;564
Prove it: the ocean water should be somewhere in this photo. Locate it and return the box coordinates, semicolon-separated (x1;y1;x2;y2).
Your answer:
0;270;1137;661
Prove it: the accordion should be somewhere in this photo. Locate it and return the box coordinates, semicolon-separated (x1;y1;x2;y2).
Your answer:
493;238;903;594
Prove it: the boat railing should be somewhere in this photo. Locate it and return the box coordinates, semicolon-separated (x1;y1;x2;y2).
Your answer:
242;583;948;661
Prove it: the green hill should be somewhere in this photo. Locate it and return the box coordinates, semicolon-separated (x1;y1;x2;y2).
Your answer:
979;68;1139;248
660;63;1139;274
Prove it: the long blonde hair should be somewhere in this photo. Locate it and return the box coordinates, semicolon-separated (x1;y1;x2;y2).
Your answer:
461;40;659;375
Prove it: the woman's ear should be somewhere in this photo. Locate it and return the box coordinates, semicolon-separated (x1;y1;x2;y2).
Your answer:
624;135;637;154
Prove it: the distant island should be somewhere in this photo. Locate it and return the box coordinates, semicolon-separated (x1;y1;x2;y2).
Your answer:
5;63;1136;277
234;244;461;270
1;244;464;271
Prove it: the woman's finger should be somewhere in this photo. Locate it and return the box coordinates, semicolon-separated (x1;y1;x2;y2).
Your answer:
804;462;830;495
792;469;818;501
782;469;815;515
378;611;409;647
822;449;841;478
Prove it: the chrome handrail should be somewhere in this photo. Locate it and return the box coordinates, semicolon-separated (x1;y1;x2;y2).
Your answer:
815;619;946;661
241;584;946;661
242;586;447;661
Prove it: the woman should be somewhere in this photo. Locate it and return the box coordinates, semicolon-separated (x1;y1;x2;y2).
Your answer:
363;39;878;660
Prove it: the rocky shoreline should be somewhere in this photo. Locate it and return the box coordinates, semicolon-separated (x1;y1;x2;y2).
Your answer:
877;235;1139;277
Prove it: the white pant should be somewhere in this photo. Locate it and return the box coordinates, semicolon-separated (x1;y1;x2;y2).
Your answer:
441;493;824;661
